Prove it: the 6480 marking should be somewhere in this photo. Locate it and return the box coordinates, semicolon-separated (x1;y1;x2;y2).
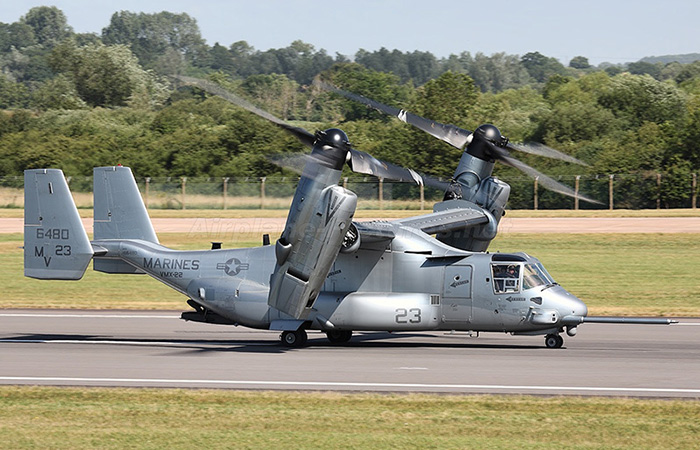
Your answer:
36;228;70;240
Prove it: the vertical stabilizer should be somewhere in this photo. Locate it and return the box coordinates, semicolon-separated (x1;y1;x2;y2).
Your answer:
24;169;93;280
93;166;157;274
93;166;158;243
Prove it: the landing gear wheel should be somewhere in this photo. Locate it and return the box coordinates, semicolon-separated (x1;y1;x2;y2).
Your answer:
326;330;352;344
280;329;308;347
545;334;564;349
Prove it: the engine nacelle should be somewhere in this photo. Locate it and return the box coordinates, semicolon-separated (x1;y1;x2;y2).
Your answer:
268;185;357;319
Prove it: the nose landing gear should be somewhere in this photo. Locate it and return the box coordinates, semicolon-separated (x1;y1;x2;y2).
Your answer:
544;333;564;348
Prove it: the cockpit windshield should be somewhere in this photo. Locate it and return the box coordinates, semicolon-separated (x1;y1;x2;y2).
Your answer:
522;263;556;290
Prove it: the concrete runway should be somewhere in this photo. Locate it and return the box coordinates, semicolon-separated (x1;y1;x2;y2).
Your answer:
1;310;699;398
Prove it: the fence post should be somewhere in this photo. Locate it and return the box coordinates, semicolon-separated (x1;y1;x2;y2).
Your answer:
145;177;150;209
692;173;697;209
222;177;229;210
378;178;384;210
260;177;266;210
420;183;425;211
608;175;614;210
343;177;348;190
574;175;580;210
533;176;539;211
181;177;187;210
656;173;661;210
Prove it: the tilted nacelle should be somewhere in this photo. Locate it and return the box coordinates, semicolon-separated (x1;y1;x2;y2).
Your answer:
434;150;511;252
269;184;357;319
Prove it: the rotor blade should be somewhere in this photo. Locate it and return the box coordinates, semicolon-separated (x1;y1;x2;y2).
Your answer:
486;142;600;204
507;142;590;166
349;148;450;190
319;81;472;149
177;77;448;189
266;153;314;175
175;75;315;148
267;150;450;190
503;155;600;204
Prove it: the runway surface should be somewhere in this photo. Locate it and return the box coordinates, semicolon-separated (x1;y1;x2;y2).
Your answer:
1;310;699;398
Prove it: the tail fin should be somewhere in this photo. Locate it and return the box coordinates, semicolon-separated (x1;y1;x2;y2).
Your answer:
93;166;157;274
24;169;93;280
93;166;158;243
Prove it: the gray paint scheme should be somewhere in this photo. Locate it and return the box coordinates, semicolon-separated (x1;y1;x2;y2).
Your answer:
23;165;600;348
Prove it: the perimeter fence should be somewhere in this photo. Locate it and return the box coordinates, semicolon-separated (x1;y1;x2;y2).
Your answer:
1;172;697;210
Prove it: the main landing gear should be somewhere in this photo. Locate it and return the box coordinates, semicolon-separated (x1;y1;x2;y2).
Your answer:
280;329;308;347
279;329;354;347
326;330;352;344
544;333;564;349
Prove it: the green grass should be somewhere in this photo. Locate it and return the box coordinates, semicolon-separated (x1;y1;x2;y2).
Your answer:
0;387;698;449
4;232;700;315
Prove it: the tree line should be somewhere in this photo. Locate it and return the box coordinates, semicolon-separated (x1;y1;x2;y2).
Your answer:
1;6;699;209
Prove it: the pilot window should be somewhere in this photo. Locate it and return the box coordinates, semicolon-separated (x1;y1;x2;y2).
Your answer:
522;263;556;290
491;264;520;293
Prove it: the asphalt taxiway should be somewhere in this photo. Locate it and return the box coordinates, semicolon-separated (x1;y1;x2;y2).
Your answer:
1;310;698;398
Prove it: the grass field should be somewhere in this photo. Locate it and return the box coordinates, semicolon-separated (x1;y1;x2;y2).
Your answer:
4;231;699;315
0;387;698;449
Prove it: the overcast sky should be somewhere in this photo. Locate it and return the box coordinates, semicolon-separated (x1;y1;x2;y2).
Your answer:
3;1;699;65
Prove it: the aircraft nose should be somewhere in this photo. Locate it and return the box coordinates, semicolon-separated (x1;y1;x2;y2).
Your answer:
560;292;588;318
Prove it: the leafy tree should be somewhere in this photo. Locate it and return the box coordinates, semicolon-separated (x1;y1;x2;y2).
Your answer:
569;56;590;69
30;74;87;110
240;74;300;120
102;11;207;71
242;40;336;85
0;22;37;52
675;61;700;84
210;43;235;72
0;74;30;108
323;63;412;121
355;48;439;84
457;52;532;93
403;72;479;177
627;61;663;80
598;74;686;127
20;6;73;46
49;41;167;108
521;51;567;83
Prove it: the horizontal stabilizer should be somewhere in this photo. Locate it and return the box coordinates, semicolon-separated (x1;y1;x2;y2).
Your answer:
24;169;93;280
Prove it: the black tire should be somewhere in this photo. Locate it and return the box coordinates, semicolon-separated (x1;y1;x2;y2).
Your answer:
326;330;352;344
281;329;308;347
545;334;561;349
555;334;564;348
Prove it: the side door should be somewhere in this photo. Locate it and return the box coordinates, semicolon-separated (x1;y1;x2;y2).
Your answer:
441;264;473;324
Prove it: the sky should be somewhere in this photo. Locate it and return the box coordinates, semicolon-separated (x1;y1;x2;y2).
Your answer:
3;0;699;65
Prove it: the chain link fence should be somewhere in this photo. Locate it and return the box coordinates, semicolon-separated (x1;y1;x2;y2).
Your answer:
2;172;698;210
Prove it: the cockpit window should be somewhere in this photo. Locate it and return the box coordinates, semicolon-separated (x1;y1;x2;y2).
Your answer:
522;263;556;290
491;264;520;293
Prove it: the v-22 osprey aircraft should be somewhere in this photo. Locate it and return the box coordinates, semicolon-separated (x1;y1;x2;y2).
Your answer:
23;79;674;348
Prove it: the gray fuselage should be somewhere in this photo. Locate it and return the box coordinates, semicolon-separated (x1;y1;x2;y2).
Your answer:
93;221;587;337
